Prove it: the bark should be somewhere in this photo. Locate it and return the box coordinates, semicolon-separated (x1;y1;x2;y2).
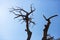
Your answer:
25;16;32;40
42;20;51;40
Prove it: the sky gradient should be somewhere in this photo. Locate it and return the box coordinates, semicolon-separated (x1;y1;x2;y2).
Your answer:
0;0;60;40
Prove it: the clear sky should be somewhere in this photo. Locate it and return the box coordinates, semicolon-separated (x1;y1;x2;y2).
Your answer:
0;0;60;40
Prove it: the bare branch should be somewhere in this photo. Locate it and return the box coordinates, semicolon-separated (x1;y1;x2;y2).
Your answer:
10;7;28;14
43;14;58;21
43;15;47;21
12;12;19;15
19;10;22;15
10;8;26;19
10;9;20;16
30;21;35;25
19;8;28;14
48;15;58;20
10;7;20;12
31;4;32;12
28;5;36;16
14;15;25;19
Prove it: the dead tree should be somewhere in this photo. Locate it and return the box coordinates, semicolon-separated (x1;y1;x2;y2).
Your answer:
10;5;35;40
42;14;58;40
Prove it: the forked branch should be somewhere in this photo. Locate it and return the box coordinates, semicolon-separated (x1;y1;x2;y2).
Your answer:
28;5;36;16
42;14;58;40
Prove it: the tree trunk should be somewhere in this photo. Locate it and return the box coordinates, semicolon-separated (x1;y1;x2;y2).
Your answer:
42;20;51;40
25;17;32;40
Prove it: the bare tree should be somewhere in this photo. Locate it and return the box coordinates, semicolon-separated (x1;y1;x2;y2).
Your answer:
42;14;58;40
10;5;35;40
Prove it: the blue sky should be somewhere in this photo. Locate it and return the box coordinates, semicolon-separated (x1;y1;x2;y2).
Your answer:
0;0;60;40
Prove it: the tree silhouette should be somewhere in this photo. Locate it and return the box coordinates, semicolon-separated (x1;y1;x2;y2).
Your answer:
42;14;58;40
10;5;35;40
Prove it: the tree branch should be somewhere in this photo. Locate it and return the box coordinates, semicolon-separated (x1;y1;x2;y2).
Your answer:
30;20;35;25
14;15;25;19
43;15;47;21
28;5;36;16
48;15;58;20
